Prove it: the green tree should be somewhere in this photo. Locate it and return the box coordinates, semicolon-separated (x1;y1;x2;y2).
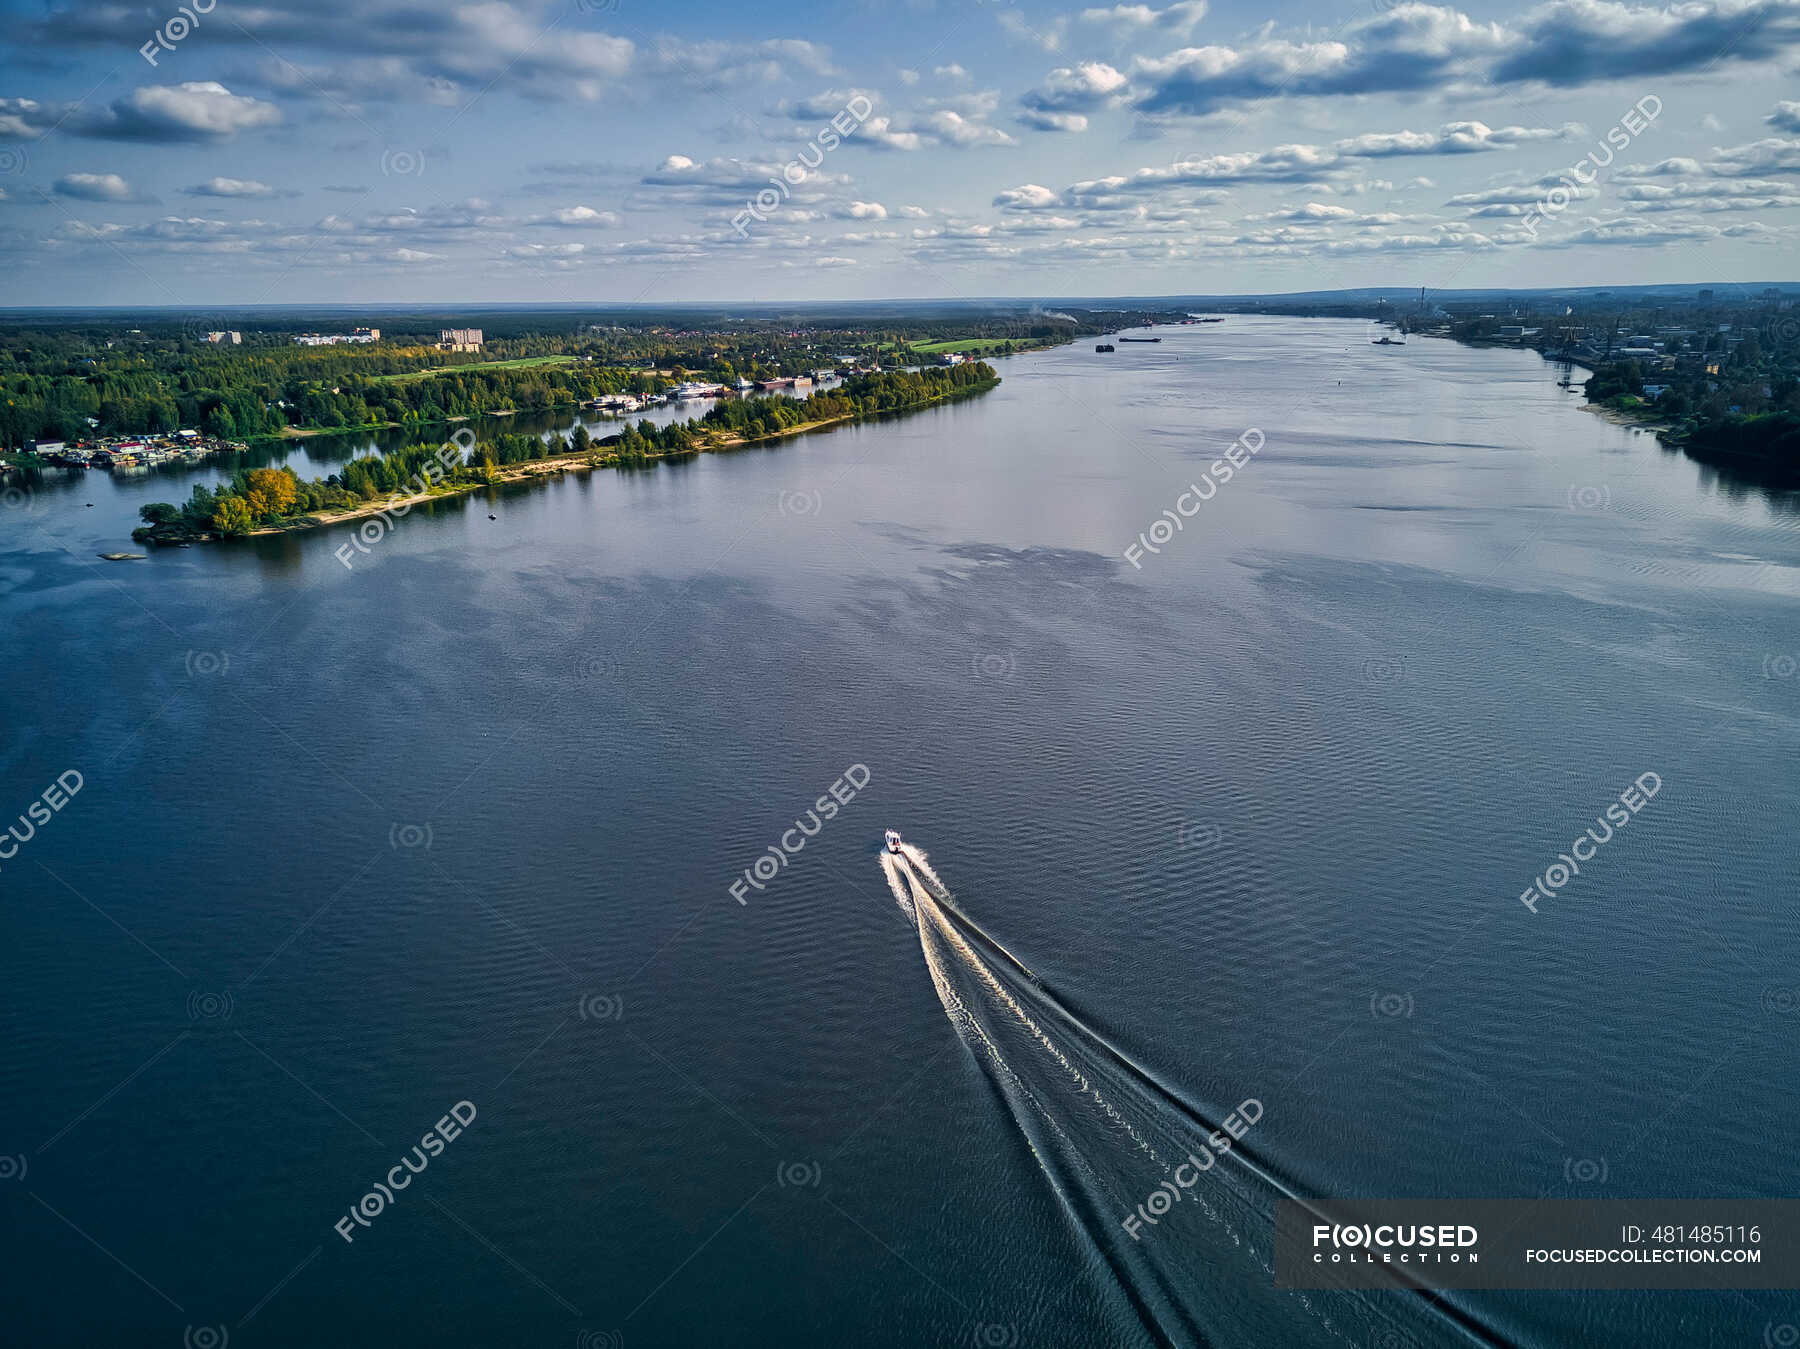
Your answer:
212;496;254;537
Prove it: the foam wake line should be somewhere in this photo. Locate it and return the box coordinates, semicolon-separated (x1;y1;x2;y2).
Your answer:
885;843;1500;1349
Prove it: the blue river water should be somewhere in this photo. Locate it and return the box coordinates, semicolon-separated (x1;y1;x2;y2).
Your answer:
3;317;1797;1347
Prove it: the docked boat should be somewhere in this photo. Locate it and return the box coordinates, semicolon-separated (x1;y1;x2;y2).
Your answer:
1095;343;1115;353
884;829;903;854
1118;336;1161;343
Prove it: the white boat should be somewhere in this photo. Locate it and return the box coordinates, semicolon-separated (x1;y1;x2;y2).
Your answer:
884;829;903;854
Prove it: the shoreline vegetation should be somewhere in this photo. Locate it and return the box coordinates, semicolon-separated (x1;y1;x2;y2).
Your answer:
2;310;1111;452
130;364;1000;546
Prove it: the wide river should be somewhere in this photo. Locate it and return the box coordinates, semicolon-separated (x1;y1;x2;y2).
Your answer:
4;317;1797;1347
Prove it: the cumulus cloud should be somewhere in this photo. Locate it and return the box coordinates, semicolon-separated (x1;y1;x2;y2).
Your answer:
1769;100;1800;132
1705;136;1800;175
1019;109;1091;132
54;172;141;202
3;83;281;144
1021;61;1130;114
1132;6;1508;115
1490;0;1800;86
181;177;285;198
1336;120;1584;156
838;200;888;218
1080;1;1208;37
529;205;622;227
1615;178;1800;210
91;83;281;142
994;183;1063;209
1446;176;1601;207
0;97;61;140
1129;0;1800;115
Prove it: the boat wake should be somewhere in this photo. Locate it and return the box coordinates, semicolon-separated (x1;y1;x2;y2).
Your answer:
883;841;1496;1349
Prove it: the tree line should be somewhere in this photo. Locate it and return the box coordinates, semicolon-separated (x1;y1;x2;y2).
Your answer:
132;364;998;542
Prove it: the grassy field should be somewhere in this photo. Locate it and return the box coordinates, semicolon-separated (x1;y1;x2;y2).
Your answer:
369;354;581;384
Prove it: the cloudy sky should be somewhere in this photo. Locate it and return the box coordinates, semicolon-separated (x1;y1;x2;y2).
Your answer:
1;0;1797;304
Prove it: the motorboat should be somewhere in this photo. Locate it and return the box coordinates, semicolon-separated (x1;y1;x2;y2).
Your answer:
884;829;903;853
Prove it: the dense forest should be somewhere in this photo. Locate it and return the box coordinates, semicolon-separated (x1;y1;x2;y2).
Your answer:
132;363;999;543
0;309;1106;448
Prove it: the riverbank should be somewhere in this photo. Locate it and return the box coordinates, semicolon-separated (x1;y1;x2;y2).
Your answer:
1579;401;1680;436
136;375;1000;546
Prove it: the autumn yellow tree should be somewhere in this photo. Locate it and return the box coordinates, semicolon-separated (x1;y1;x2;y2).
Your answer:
242;468;298;522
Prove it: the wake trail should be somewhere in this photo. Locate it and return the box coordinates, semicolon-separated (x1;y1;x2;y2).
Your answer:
879;851;916;922
883;844;1498;1349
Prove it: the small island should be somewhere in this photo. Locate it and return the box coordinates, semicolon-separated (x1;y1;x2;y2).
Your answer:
129;363;1000;546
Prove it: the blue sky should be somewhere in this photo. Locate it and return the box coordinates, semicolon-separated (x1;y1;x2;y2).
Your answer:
1;0;1797;303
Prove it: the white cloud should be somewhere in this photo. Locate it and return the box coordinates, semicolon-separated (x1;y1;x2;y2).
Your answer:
182;177;281;198
1019;110;1091;132
54;172;138;201
531;205;622;227
1079;1;1208;37
1022;61;1130;115
93;82;281;142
